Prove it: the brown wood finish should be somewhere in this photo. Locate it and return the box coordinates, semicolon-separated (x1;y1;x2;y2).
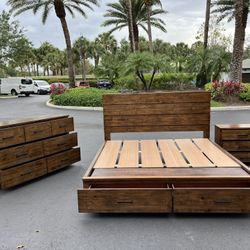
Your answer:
0;115;80;188
215;124;250;163
173;187;250;213
0;159;47;189
0;126;25;149
51;117;74;136
47;147;81;173
24;121;52;142
78;188;172;213
43;133;78;156
0;141;44;170
103;91;211;140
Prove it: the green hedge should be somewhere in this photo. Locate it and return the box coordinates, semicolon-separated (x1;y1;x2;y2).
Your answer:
114;73;195;90
51;88;118;107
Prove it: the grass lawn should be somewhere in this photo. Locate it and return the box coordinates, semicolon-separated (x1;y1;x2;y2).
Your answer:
211;100;224;107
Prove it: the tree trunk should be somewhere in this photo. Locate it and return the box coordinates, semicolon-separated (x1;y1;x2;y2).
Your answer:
83;58;87;81
146;3;153;52
59;17;75;87
133;23;139;51
204;0;211;49
230;0;247;82
36;64;39;76
127;0;135;52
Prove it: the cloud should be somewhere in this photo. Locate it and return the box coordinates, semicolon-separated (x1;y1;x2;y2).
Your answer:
0;0;246;49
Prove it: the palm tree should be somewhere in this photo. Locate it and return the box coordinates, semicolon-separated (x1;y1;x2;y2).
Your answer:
143;0;163;52
204;0;211;49
8;0;99;88
103;0;166;51
212;0;249;82
73;37;91;81
127;0;135;52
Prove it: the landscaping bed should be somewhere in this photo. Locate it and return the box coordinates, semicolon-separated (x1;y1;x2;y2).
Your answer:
51;88;117;107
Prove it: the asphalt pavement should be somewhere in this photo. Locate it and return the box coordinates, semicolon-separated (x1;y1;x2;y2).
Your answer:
0;95;250;250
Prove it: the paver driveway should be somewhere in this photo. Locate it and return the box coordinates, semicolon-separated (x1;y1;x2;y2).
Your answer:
1;95;250;250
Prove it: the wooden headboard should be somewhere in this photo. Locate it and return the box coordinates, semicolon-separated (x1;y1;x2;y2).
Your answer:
103;91;211;140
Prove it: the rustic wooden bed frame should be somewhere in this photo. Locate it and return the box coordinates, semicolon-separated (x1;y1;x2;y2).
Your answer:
78;91;250;213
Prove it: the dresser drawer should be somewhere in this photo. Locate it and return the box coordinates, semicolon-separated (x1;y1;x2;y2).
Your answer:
24;121;52;142
51;117;74;136
0;141;44;170
78;187;172;213
173;187;250;213
43;133;78;156
0;126;25;149
222;141;250;151
0;159;47;189
47;147;80;173
231;152;250;162
221;130;250;140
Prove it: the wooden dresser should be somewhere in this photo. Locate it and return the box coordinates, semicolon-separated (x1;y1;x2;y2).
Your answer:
0;115;81;189
215;124;250;163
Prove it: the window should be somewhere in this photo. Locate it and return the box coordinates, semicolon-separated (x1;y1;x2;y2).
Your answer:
21;79;33;85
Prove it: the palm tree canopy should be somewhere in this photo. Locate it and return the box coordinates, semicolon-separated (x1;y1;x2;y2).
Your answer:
7;0;99;24
102;0;167;34
212;0;250;22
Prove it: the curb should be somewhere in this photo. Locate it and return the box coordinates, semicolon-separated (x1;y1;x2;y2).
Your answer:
46;100;103;111
211;106;250;111
0;95;18;99
46;100;250;112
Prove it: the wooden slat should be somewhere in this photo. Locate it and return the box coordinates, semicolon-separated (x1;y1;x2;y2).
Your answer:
175;139;214;167
94;141;122;168
140;140;163;168
193;138;240;168
118;140;139;168
158;140;188;168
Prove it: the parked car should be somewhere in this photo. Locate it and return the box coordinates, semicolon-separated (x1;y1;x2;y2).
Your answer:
75;80;90;88
0;77;34;96
33;80;51;94
96;79;112;89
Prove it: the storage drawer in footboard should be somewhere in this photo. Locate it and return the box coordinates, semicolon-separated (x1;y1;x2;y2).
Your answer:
0;159;47;189
173;187;250;213
47;147;80;173
51;117;74;136
78;188;172;213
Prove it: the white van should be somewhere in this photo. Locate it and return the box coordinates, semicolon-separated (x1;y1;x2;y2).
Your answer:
33;80;51;94
0;77;34;96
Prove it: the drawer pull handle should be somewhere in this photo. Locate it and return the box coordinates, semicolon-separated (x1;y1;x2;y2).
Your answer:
33;130;43;134
21;171;33;176
116;200;134;204
16;153;27;158
237;134;248;138
59;125;67;129
214;199;232;204
2;136;14;140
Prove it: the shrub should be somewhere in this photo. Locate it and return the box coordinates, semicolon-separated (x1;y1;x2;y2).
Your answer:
205;81;245;101
50;82;66;95
240;83;250;102
51;88;118;107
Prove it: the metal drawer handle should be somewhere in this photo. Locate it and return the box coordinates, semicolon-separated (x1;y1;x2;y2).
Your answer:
16;153;27;158
214;199;232;204
21;171;33;176
116;200;134;204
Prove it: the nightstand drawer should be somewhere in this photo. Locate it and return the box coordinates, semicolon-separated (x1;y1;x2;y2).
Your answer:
221;130;250;140
222;141;250;151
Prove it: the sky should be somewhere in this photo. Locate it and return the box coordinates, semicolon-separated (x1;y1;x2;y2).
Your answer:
0;0;245;49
